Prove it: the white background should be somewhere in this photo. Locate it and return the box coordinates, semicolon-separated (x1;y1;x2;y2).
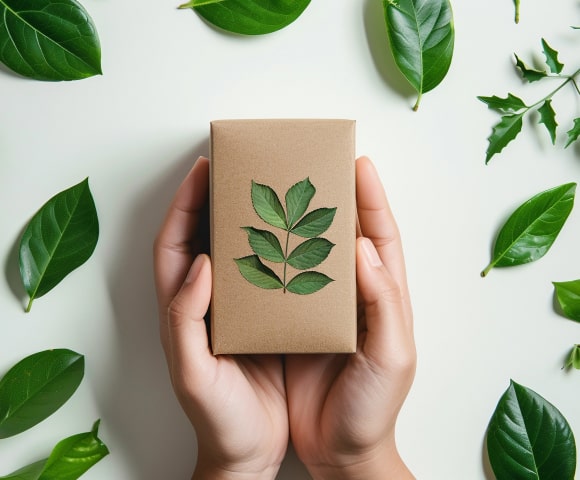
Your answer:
1;0;579;478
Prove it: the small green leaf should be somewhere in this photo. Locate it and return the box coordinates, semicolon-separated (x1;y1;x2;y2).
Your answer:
234;255;283;290
0;0;102;81
481;183;576;276
514;53;547;82
553;280;580;322
564;345;580;370
0;349;84;439
487;380;576;480
538;99;558;144
286;271;333;295
242;227;284;263
287;238;334;270
291;208;336;238
541;38;564;74
478;93;527;113
382;0;455;110
251;181;287;230
19;178;99;312
285;178;315;228
485;113;524;164
565;118;580;148
0;460;46;480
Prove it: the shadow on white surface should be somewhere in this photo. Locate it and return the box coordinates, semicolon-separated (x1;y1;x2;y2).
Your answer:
481;434;495;480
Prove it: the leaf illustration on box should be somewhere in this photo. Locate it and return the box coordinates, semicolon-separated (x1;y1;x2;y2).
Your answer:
235;178;336;295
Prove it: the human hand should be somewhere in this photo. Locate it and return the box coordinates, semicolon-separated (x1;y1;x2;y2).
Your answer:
153;157;288;480
285;156;416;480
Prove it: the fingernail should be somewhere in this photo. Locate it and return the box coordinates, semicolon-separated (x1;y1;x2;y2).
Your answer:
361;237;383;268
185;255;205;284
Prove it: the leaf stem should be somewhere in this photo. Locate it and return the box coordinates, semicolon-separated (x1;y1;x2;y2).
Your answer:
514;0;520;24
413;92;422;111
480;262;495;278
527;68;580;110
283;230;290;293
25;296;34;313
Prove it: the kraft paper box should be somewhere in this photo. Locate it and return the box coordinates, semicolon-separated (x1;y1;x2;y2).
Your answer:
210;119;356;354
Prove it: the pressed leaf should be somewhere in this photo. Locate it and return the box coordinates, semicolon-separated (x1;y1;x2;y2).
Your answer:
286;271;333;295
285;178;315;228
538;99;558;145
251;181;287;230
553;280;580;322
485;113;524;164
181;0;311;35
564;345;580;370
565;118;580;148
541;38;564;74
234;255;283;290
291;207;336;238
478;93;527;113
19;178;99;312
481;183;576;276
487;380;576;480
287;238;334;270
0;349;84;439
515;54;547;82
242;227;284;263
0;0;101;81
382;0;454;110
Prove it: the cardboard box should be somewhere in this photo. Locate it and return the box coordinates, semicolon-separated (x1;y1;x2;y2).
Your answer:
210;119;356;354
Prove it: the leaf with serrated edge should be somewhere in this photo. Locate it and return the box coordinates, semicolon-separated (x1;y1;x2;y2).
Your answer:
287;238;334;270
487;380;576;479
291;208;336;238
565;118;580;148
251;181;287;230
481;183;576;276
553;280;580;322
286;271;333;295
514;54;547;82
234;255;283;290
242;227;284;263
542;38;564;74
478;93;527;113
285;178;315;228
538;99;558;144
485;113;524;163
564;345;580;370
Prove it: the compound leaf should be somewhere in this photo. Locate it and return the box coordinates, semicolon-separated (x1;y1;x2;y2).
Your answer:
285;178;315;228
553;280;580;322
515;53;547;82
485;113;524;164
287;238;334;270
291;207;336;238
538;99;558;145
234;255;283;290
251;181;287;230
565;118;580;148
286;271;333;295
541;38;564;74
478;93;527;113
242;227;284;263
564;345;580;370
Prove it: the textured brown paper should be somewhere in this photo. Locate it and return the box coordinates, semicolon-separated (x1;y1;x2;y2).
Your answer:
210;119;356;354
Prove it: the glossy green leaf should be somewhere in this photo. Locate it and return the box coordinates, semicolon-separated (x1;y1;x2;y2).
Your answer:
564;345;580;370
251;181;287;230
541;38;564;74
19;178;99;312
0;0;101;81
242;227;284;263
0;349;84;439
287;238;334;270
291;208;336;238
285;178;315;229
234;255;283;290
565;118;580;148
515;54;547;82
485;113;524;164
181;0;311;35
0;460;46;480
553;280;580;322
286;271;333;295
382;0;454;110
487;380;576;480
481;183;576;276
478;93;527;113
538;99;558;144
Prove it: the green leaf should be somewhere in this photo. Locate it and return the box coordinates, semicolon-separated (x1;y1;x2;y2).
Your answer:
382;0;454;110
485;113;524;164
0;0;102;81
515;53;547;82
538;99;558;145
251;181;287;230
478;93;527;113
565;118;580;148
234;255;283;290
0;460;46;480
286;271;333;295
0;349;84;439
287;238;334;270
541;38;564;74
242;227;284;263
486;380;576;480
182;0;311;35
564;345;580;370
481;183;576;276
19;178;99;312
553;280;580;322
285;178;315;228
291;207;336;238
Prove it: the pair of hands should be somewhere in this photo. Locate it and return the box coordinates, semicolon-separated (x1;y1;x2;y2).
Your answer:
153;156;416;480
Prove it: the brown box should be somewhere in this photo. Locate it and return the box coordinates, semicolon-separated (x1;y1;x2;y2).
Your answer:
210;119;356;354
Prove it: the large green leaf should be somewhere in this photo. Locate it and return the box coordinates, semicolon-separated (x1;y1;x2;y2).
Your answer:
538;100;558;145
180;0;311;35
286;271;333;295
234;255;283;290
382;0;454;110
291;208;336;238
564;345;580;370
19;178;99;312
565;118;580;148
481;183;576;277
0;0;101;81
287;238;334;270
242;227;284;263
251;181;287;230
484;113;524;164
553;280;580;322
0;349;84;439
285;178;315;229
487;380;576;479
